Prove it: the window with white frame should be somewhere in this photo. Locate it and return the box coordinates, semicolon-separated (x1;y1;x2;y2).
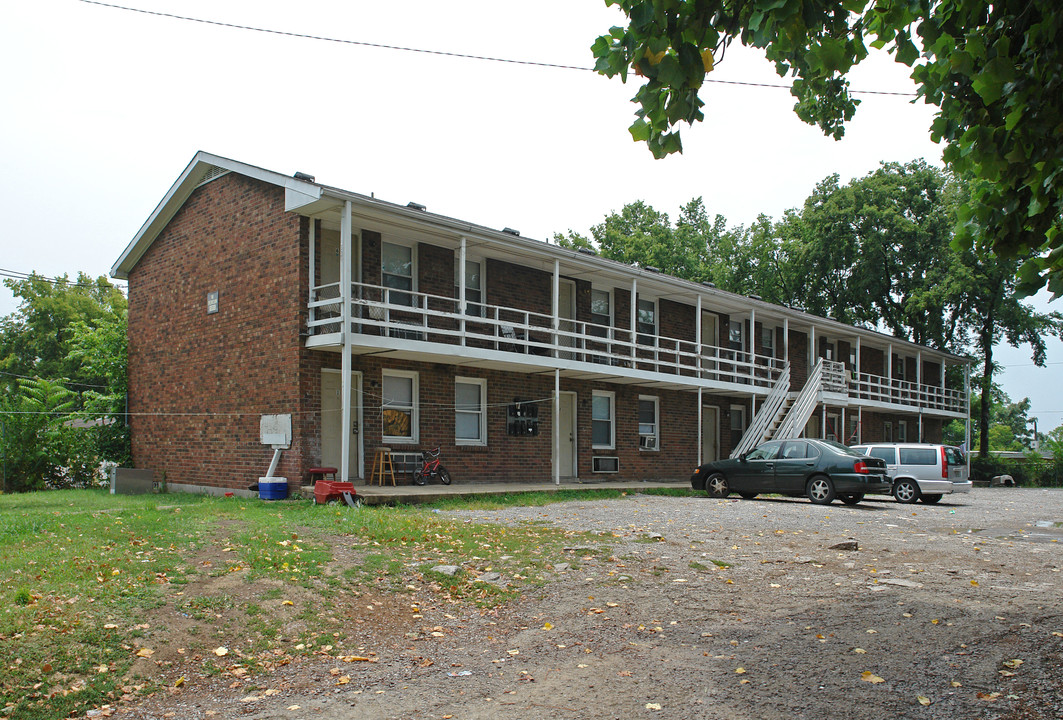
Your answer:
454;258;484;316
454;377;487;445
759;326;774;358
638;396;659;450
898;419;908;442
730;404;746;448
382;370;418;442
636;297;657;345
592;391;615;449
892;354;906;381
728;321;745;351
382;242;414;306
590;288;611;335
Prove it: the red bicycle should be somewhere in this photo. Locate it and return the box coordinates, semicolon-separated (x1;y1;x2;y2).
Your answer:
413;447;452;485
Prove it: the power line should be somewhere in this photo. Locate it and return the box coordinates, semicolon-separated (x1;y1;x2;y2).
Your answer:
79;0;919;98
0;268;126;290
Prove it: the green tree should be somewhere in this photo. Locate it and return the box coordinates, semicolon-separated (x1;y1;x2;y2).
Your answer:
0;273;127;391
791;160;963;348
953;249;1063;458
0;377;101;492
593;0;1063;296
0;272;130;471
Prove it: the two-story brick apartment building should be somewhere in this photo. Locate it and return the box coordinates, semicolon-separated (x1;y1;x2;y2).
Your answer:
111;152;970;494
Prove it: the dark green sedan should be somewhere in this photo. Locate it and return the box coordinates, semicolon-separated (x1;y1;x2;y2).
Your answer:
690;438;891;505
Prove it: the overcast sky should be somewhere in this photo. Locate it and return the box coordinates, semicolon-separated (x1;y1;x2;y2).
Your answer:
2;0;1060;429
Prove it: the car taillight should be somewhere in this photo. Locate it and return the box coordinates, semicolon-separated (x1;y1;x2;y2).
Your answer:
941;446;948;479
854;460;870;474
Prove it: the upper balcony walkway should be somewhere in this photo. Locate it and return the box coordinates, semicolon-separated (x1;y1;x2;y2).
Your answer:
306;281;967;417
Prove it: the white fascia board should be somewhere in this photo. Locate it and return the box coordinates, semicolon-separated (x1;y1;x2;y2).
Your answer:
111;151;320;279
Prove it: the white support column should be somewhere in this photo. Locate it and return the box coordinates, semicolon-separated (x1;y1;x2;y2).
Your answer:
340;201;353;483
750;307;756;355
841;407;846;443
821;404;826;439
858;406;863;444
809;324;816;369
783;317;789;363
855;336;861;388
916;350;923;440
697;387;703;465
308;218;316;333
695;295;702;373
964;363;971;468
887;343;893;383
552;260;560;354
553;369;560;485
630;278;638;360
458;237;467;346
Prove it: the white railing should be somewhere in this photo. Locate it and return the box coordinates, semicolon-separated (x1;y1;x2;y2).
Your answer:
308;281;785;386
731;365;791;458
306;282;967;414
853;371;967;414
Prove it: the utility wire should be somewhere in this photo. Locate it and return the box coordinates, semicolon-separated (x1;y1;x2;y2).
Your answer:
0;268;126;289
79;0;919;97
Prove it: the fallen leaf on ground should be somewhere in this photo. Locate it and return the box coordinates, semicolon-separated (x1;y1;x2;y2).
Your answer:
861;671;885;684
645;703;662;710
135;648;153;658
735;668;746;674
918;696;930;706
853;648;866;654
213;647;228;657
1002;659;1023;669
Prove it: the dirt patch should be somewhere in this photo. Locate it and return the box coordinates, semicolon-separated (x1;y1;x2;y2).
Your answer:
113;489;1062;719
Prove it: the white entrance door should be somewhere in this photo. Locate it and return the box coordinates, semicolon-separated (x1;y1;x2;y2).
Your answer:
701;406;719;464
321;370;363;480
701;311;719;379
559;391;577;478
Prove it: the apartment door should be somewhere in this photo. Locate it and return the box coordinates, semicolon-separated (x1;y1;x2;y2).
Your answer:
558;280;577;360
701;406;719;464
700;311;719;379
321;370;363;480
825;412;840;442
558;391;578;478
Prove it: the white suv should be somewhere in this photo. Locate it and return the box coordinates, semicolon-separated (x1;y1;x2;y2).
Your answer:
850;443;971;504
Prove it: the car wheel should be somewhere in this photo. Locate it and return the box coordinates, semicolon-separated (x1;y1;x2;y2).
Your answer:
739;492;758;500
806;476;836;505
705;473;730;498
920;493;942;504
438;467;452;486
893;479;920;504
839;493;864;505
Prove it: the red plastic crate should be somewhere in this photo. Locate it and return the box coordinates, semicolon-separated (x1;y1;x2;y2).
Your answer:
314;480;356;505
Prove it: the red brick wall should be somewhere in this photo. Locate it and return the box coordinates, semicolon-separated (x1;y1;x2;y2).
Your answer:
127;173;309;491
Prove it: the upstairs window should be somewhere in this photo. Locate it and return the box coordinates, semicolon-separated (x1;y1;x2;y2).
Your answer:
454;258;483;316
636;298;656;345
759;326;774;358
382;242;414;306
590;288;611;335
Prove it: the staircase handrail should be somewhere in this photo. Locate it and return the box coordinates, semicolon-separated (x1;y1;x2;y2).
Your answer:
730;363;791;458
774;358;825;440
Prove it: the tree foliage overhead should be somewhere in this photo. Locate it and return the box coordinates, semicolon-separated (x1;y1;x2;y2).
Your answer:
592;0;1063;296
555;160;1063;457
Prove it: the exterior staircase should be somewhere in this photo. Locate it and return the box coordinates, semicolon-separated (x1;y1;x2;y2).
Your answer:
730;358;842;458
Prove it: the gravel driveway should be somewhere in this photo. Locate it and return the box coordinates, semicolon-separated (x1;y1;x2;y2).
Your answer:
124;488;1063;720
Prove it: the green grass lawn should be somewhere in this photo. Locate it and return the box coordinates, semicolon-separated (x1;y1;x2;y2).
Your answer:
0;488;625;720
